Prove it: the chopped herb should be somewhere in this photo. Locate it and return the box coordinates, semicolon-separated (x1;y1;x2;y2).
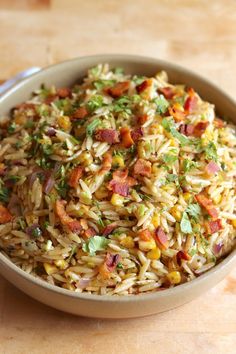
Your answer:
24;120;34;129
183;159;197;172
31;226;42;238
0;179;10;203
180;211;192;233
35;156;53;169
88;65;101;78
6;175;21;184
55;180;69;198
132;75;145;85
15;141;22;149
204;142;218;162
7;122;16;134
94;79;116;90
86;95;104;113
162;118;190;146
67;245;77;262
166;174;178;183
97;218;105;228
153;95;169;114
18;218;26;230
186;203;201;221
86;118;101;136
189;248;197;256
43;221;50;229
36;104;49;117
116;262;123;269
112;96;132;115
113;67;124;75
42;144;53;156
163;152;178;166
82;236;110;255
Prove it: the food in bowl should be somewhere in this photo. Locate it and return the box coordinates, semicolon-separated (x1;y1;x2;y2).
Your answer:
0;64;235;296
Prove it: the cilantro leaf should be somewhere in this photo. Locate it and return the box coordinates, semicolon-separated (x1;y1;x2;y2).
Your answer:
153;95;169;114
86;95;104;112
183;159;197;172
94;80;116;90
86;118;101;136
204;142;218;162
180;211;192;234
82;236;110;255
186;203;201;221
163;153;178;165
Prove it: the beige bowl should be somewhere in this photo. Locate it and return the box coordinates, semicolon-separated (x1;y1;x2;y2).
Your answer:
0;55;235;318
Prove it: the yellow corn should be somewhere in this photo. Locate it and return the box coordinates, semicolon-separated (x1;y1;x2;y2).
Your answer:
152;163;160;174
147;247;161;260
111;193;124;206
232;219;236;228
43;262;57;275
112;155;125;168
14;114;26;125
120;236;135;249
87;262;96;268
95;185;109;199
57;115;71;131
152;213;160;228
169;138;178;147
150;123;163;134
183;192;192;202
138;239;156;252
54;260;68;270
167;271;181;284
213;194;222;205
170;206;182;221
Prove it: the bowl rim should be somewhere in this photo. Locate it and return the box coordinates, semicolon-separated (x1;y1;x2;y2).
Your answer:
0;53;236;303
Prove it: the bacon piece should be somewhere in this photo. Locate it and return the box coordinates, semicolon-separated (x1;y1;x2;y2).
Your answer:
102;222;117;236
68;166;83;188
138;229;152;241
179;124;195;136
184;88;198;113
120;127;134;148
57;87;71;98
131;127;143;142
99;253;121;279
72;106;88;119
205;161;220;175
83;227;97;238
44;95;57;105
14;102;36;111
100;152;112;174
214;118;225;128
0;163;6;176
95;129;120;144
157;87;175;99
136;79;152;94
155;227;169;250
55;200;81;233
0;205;12;224
176;250;191;266
133;158;151;177
192;121;209;137
168;103;185;122
108;169;136;196
206;219;223;234
106;81;130;98
195;193;219;219
137;114;148;125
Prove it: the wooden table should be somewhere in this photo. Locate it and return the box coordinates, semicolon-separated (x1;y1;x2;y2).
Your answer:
0;1;236;353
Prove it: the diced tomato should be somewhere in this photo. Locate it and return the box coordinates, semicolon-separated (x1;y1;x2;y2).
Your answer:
205;161;220;175
176;250;191;266
184;88;198;113
206;219;223;234
102;222;117;236
168;103;185;122
138;229;152;241
195;193;219;219
155;227;169;250
57;87;71;98
157;87;175;99
0;205;12;224
137;114;148;125
95;129;120;144
106;81;130;98
136;79;152;94
133;158;151;177
120;127;134;148
131;127;143;142
72;106;88;119
68;166;83;188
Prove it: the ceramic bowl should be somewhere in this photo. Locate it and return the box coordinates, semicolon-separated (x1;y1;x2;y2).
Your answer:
0;55;235;318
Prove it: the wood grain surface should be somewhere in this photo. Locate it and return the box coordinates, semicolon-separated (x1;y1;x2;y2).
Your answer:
0;0;236;353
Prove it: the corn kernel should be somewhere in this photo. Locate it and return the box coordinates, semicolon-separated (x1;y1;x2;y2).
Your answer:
111;193;124;206
213;194;222;205
232;219;236;228
169;138;178;147
183;192;192;202
43;262;57;275
112;155;125;168
138;238;156;252
54;260;68;270
147;247;161;260
167;271;181;284
57;115;71;131
14;114;26;125
152;213;160;228
170;206;182;221
120;236;135;249
95;185;109;199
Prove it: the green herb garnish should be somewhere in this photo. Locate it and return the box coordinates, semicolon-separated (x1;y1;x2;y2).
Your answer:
82;236;110;255
86;95;104;112
86;118;101;136
153;95;169;114
204;142;218;162
183;159;197;172
180;211;192;234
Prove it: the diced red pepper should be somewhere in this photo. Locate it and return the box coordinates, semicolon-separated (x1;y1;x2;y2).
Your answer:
95;129;120;144
106;81;130;98
157;87;175;99
155;227;169;250
133;158;151;177
68;166;83;188
120;127;134;148
0;204;12;224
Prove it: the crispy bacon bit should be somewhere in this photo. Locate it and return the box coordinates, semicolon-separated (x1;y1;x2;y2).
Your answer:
214;118;225;129
205;161;220;175
108;169;136;196
0;205;12;224
168;103;185;122
0;163;6;176
120;127;134;148
157;87;175;99
133;158;151;177
106;81;130;98
110;182;129;196
57;87;71;98
100;152;112;174
131;127;143;142
68;166;83;188
138;229;152;241
193;121;209;137
55;200;81;233
176;250;191;266
195;193;219;219
137;114;148;125
44;95;57;105
155;227;169;250
72;106;88;119
83;227;97;238
136;79;152;94
179;124;195;136
95;129;120;144
206;219;223;235
99;253;121;279
184;88;198;113
14;102;36;111
102;222;117;236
